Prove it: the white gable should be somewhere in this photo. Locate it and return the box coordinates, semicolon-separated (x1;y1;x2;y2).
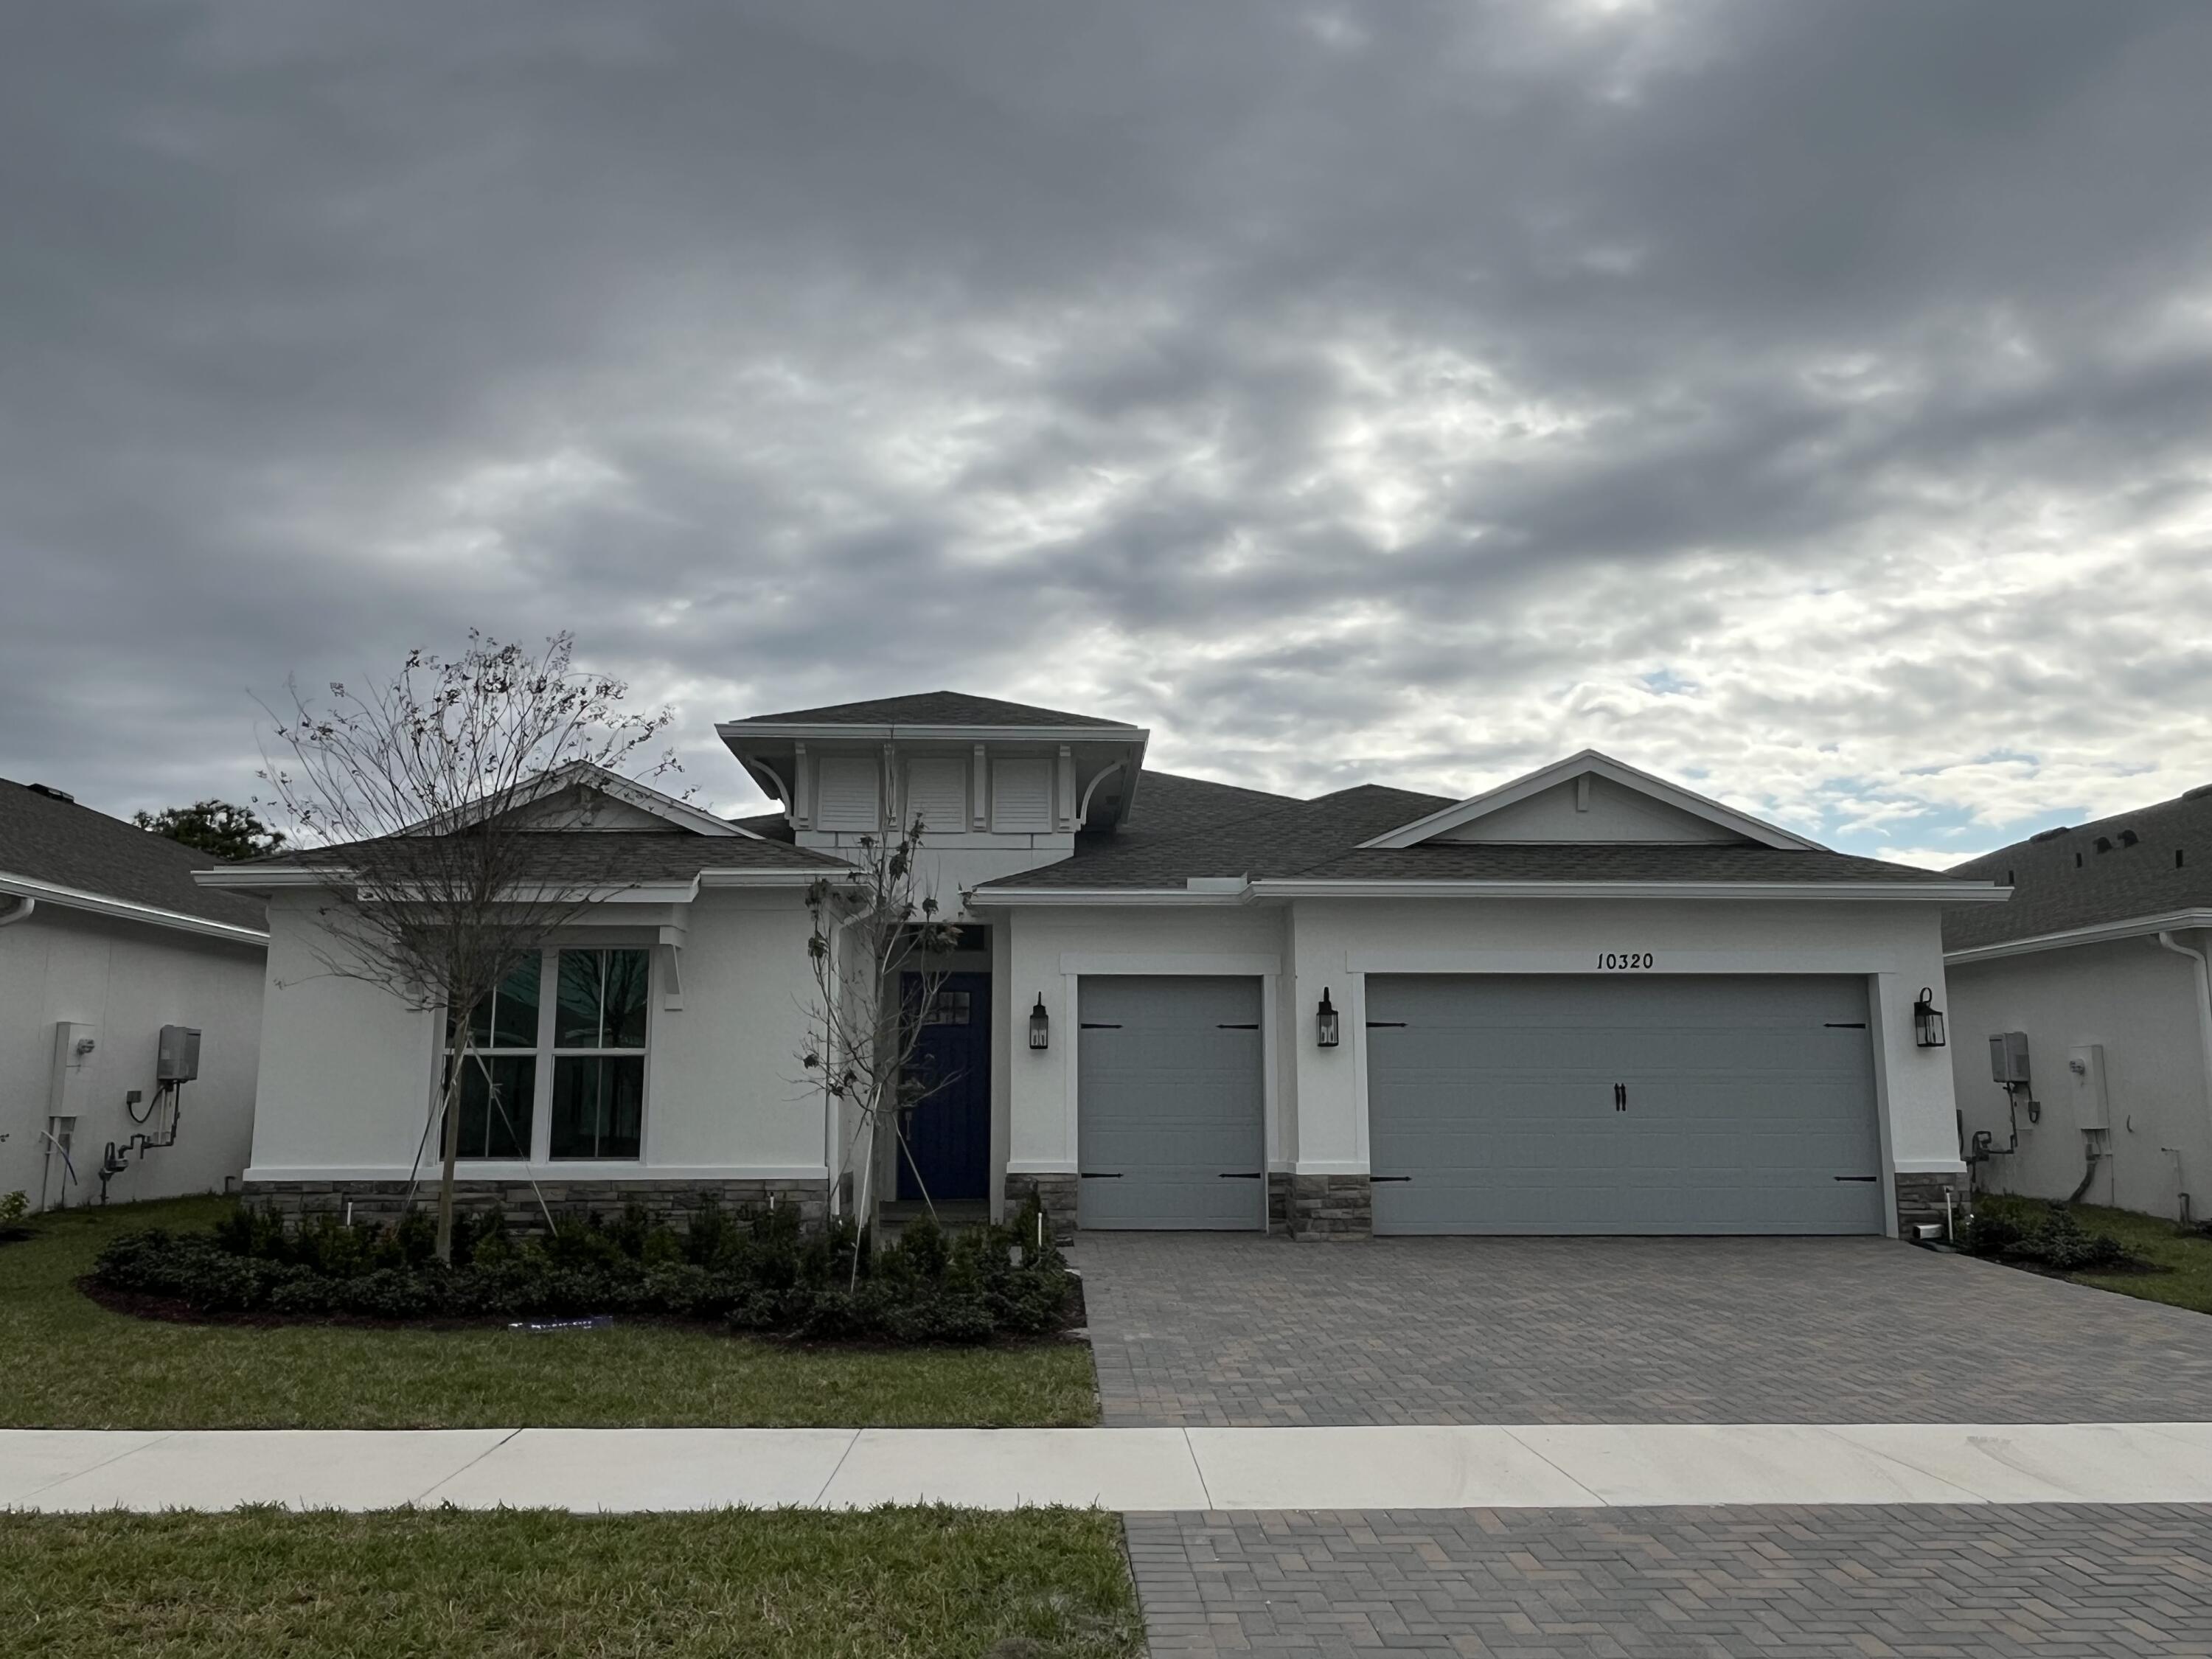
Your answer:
436;761;751;838
1433;773;1745;844
1362;750;1820;852
503;785;685;832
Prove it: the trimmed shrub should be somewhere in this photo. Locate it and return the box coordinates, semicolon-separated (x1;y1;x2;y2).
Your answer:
90;1194;1075;1345
1961;1200;2138;1273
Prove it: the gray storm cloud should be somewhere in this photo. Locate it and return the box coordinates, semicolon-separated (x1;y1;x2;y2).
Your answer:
4;0;2211;865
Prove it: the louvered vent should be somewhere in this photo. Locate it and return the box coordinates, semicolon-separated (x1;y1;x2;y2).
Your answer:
904;758;967;837
991;758;1054;832
815;757;882;830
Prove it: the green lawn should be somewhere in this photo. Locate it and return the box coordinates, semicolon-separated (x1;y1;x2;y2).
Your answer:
0;1506;1143;1659
1975;1194;2212;1314
1;1197;1099;1429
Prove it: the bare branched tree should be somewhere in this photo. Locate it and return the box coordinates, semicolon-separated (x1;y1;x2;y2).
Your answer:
800;815;964;1258
257;631;677;1261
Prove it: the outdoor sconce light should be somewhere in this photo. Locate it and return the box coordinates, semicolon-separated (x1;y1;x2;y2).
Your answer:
1316;987;1340;1048
1913;987;1947;1048
1029;994;1051;1051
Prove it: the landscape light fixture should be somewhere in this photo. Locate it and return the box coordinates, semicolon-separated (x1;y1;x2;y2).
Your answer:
1913;987;1947;1048
1316;987;1340;1048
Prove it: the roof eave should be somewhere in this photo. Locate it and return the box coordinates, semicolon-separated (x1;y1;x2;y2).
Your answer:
1;871;268;945
970;877;2008;905
1947;908;2212;965
718;720;1148;745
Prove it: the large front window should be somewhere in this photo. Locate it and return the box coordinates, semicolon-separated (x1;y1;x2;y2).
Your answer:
551;948;649;1160
445;947;650;1163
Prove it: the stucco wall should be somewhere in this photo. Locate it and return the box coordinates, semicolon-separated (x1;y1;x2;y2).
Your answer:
996;896;1965;1230
1946;933;2212;1220
246;887;827;1183
0;908;263;1211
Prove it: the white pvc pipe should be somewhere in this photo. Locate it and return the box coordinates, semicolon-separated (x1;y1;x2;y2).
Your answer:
2154;931;2212;1200
0;895;36;928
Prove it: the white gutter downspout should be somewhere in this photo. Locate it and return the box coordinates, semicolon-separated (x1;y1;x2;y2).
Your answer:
0;895;35;929
2155;931;2212;1166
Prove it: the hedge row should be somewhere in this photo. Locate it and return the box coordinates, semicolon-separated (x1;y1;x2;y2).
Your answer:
91;1198;1074;1344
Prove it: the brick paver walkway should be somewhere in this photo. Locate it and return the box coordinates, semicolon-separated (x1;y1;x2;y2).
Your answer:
1127;1505;2212;1657
1075;1233;2212;1425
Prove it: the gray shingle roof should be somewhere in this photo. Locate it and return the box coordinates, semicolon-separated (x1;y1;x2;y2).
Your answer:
977;778;1968;892
1944;786;2212;950
730;690;1138;728
0;779;268;931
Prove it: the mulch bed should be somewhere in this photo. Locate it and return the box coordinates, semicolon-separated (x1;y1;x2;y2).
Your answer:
75;1274;1090;1351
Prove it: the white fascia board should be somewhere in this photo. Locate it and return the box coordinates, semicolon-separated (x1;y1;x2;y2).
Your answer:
0;871;269;945
718;720;1149;746
695;868;832;888
195;866;341;888
1251;878;2008;902
1945;908;2212;966
965;886;1256;907
1359;748;1822;852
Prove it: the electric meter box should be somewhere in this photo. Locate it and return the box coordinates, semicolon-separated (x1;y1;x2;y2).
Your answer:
1989;1031;2031;1085
156;1025;201;1083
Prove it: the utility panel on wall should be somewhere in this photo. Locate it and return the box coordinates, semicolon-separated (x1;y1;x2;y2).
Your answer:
2067;1044;2110;1130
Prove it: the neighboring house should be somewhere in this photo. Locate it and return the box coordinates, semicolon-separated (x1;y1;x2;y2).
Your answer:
1944;786;2212;1221
1;779;269;1212
201;691;2001;1239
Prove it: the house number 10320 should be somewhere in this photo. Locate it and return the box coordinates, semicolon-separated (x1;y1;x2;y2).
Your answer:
1597;951;1655;970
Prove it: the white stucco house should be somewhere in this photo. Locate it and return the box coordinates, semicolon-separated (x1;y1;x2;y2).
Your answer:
201;691;2003;1239
1;779;269;1212
1944;785;2212;1222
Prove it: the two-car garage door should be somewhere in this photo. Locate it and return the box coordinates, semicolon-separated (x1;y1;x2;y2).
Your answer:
1365;975;1885;1234
1073;973;1885;1234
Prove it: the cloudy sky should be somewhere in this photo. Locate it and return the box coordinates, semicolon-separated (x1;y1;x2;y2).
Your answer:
6;1;2211;866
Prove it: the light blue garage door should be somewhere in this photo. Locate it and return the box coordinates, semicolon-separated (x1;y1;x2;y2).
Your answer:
1077;976;1266;1230
1365;975;1885;1234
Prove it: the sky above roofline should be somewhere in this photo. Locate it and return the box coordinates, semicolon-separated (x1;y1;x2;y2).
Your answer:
4;2;2209;873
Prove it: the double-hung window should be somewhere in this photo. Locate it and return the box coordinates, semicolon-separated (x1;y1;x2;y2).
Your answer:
447;956;540;1160
551;947;649;1160
445;946;650;1164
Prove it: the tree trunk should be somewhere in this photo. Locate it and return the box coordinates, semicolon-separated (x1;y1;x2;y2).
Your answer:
434;1047;465;1263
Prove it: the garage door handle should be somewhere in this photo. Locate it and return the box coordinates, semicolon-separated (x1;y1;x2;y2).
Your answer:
1370;1175;1412;1183
1079;1171;1122;1179
1834;1175;1879;1183
1218;1171;1262;1179
1613;1083;1627;1111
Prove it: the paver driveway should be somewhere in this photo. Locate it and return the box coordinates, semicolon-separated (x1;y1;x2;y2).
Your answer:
1130;1504;2212;1658
1074;1233;2212;1425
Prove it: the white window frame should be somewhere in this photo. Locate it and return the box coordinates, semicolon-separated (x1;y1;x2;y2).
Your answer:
449;945;655;1167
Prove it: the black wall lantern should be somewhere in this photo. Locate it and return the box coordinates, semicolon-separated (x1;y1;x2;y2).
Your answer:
1028;994;1051;1051
1316;987;1340;1048
1913;987;1947;1048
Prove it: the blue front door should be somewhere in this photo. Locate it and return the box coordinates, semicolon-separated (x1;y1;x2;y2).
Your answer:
897;972;992;1202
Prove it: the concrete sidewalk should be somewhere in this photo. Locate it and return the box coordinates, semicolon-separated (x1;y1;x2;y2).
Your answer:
10;1422;2212;1512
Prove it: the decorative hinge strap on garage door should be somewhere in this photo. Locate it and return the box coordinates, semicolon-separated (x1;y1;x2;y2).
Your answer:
1079;1171;1122;1179
1079;1022;1122;1029
1217;1171;1262;1179
1370;1175;1412;1183
1215;1022;1259;1029
1366;1020;1408;1029
1834;1175;1879;1183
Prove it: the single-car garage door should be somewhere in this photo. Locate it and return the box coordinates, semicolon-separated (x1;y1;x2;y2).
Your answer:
1077;975;1265;1229
1366;975;1884;1234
